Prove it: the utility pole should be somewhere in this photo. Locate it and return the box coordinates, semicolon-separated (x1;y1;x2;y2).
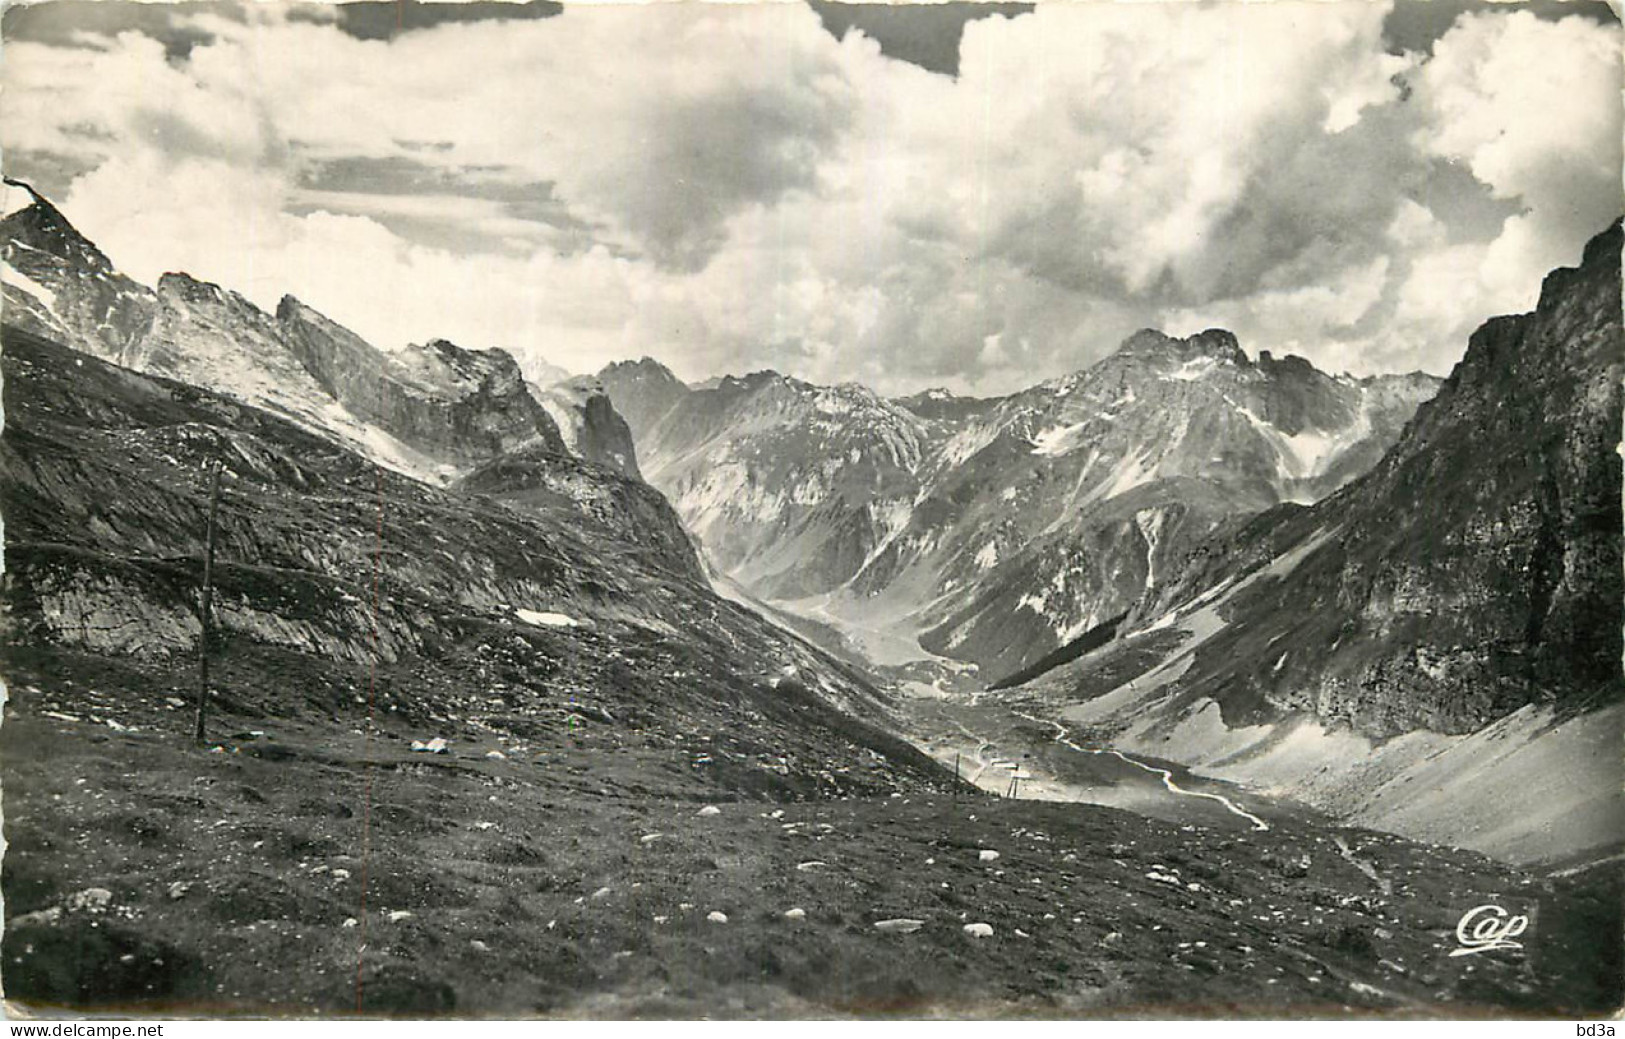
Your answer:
194;460;223;744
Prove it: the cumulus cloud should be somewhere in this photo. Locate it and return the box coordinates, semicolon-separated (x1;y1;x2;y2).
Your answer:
1;0;1619;394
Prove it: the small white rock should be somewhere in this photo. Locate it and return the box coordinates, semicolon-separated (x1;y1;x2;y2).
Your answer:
697;805;722;817
707;911;728;924
342;918;358;929
470;940;490;953
873;918;924;933
592;886;613;899
979;850;1000;863
963;922;994;938
640;834;662;843
484;750;506;761
784;908;806;920
388;910;413;923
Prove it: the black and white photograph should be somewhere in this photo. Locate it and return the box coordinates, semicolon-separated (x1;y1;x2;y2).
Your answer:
0;0;1620;1020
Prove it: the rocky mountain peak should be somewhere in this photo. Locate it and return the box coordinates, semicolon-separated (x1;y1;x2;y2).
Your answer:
155;271;230;305
1;176;47;214
400;337;526;398
0;178;113;273
1187;327;1246;361
275;294;325;325
1255;350;1315;374
894;386;999;423
718;369;788;393
1113;326;1249;371
597;356;693;440
603;356;684;382
533;375;643;479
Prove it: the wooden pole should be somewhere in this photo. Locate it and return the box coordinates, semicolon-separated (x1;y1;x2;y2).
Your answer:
194;460;223;744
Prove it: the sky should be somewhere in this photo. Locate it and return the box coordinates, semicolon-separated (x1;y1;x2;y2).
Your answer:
2;0;1620;395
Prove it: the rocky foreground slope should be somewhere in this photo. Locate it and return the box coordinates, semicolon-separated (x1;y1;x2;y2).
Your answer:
601;335;1437;679
0;323;940;787
1005;221;1625;866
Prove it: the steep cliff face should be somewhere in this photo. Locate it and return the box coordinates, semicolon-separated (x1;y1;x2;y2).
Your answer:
603;335;1437;678
1006;223;1624;862
277;296;568;469
532;376;642;479
1094;221;1624;738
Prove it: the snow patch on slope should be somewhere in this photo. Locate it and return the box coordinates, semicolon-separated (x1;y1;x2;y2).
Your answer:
1135;507;1166;592
515;608;580;628
1232;401;1367;487
2;258;57;311
1164;356;1218;382
939;422;999;469
1029;420;1090;457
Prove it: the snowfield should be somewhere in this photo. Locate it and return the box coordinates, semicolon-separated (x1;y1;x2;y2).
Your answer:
515;608;581;628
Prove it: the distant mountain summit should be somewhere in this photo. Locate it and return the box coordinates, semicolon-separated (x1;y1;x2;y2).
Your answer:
597;357;692;440
601;365;929;607
601;329;1440;677
892;387;999;423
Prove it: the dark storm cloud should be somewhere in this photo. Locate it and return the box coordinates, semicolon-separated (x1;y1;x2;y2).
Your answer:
0;148;100;199
1382;0;1618;53
808;1;1033;77
2;0;560;55
294;154;605;255
1;0;236;59
310;0;561;41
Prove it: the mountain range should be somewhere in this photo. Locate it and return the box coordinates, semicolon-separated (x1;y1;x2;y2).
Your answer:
0;179;636;487
600;327;1438;681
0;179;945;796
1;179;1620;1015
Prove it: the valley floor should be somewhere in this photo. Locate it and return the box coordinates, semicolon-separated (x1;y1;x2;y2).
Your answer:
3;655;1620;1018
